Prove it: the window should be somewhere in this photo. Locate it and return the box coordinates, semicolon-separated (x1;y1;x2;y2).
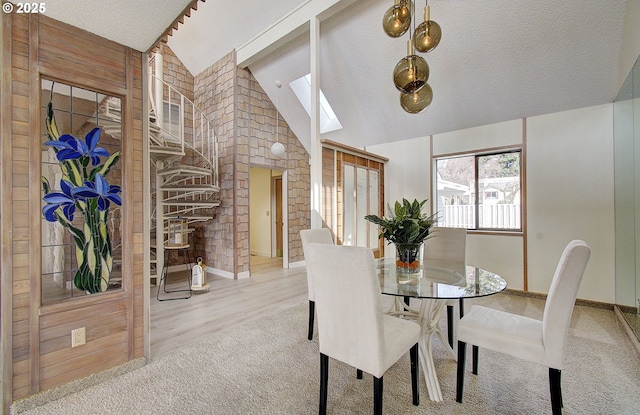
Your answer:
40;79;123;303
435;150;521;231
289;74;343;134
162;101;182;141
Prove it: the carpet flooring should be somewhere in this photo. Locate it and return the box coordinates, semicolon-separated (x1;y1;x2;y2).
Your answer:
12;293;640;414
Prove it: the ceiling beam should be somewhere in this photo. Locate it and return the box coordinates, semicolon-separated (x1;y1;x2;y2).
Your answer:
236;0;357;68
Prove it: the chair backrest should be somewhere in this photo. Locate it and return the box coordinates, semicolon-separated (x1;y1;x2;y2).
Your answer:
424;226;467;263
300;228;334;301
542;240;591;369
305;244;385;376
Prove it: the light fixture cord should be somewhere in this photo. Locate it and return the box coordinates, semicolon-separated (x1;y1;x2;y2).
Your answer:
275;83;279;144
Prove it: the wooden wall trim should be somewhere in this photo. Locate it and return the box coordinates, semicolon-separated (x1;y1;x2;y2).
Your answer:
28;12;41;395
1;8;14;414
149;0;203;52
124;48;135;360
141;53;151;361
321;139;389;162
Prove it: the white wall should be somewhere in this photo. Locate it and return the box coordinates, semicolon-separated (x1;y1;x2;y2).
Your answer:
527;104;615;303
249;167;272;256
433;119;526;291
367;136;431;213
371;106;616;303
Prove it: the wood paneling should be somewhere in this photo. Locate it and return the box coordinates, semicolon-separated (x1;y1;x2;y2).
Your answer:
1;12;145;410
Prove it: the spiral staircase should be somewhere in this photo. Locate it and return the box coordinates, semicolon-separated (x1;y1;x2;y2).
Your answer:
147;72;219;281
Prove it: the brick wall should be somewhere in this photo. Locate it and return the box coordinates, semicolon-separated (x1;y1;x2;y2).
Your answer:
193;51;310;276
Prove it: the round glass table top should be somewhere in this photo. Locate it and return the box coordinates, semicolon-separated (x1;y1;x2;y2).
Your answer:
377;258;507;299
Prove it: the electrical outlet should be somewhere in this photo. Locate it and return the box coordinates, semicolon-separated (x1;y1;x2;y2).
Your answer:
71;327;86;348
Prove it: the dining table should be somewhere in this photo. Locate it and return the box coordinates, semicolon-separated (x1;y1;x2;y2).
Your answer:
376;258;507;402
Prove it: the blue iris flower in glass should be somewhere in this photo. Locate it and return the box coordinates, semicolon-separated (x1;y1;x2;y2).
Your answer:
44;127;110;166
72;173;122;211
42;180;79;222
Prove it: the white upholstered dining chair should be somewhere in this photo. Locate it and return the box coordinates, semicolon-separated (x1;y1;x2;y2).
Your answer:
300;228;334;340
305;243;421;415
455;240;591;415
423;226;467;347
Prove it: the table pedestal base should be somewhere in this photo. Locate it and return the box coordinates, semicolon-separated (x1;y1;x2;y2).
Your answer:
389;297;456;402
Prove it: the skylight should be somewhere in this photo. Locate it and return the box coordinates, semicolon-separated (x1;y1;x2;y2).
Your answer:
289;74;342;134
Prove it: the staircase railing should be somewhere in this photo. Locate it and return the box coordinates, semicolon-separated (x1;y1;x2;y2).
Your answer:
148;73;219;188
148;72;220;281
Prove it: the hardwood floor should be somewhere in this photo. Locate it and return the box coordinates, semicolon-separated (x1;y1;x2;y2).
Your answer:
150;259;307;359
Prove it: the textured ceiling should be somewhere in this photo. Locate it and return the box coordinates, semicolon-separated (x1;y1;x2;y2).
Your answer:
34;0;193;52
39;0;630;152
242;0;628;150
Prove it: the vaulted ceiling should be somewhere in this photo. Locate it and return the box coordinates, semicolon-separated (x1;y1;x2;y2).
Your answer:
40;0;631;152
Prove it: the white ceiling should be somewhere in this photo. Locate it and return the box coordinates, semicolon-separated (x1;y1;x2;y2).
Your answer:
39;0;630;152
35;0;193;52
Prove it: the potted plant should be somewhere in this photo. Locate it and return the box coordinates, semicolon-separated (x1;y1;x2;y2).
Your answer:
365;198;437;274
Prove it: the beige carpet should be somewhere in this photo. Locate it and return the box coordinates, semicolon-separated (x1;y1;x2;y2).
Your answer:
12;293;640;414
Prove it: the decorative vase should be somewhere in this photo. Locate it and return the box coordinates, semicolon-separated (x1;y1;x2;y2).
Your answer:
395;243;423;275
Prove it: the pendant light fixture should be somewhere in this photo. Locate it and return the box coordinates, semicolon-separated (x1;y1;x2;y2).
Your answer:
384;0;442;114
393;39;429;94
382;0;413;38
400;83;433;114
271;80;285;157
413;3;441;53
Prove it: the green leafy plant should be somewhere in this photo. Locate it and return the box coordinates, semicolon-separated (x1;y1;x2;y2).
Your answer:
365;198;437;270
365;198;437;245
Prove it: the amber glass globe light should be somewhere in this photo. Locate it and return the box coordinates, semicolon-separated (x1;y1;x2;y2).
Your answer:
393;41;429;93
382;0;413;38
414;6;441;53
400;83;433;114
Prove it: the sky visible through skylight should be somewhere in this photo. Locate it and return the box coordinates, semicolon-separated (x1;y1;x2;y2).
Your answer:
290;74;342;134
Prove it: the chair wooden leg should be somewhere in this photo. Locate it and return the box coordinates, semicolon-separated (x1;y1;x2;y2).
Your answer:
447;305;454;347
373;376;383;415
472;345;479;375
549;368;563;415
456;341;467;403
308;300;315;340
320;353;329;415
410;343;419;406
357;369;363;379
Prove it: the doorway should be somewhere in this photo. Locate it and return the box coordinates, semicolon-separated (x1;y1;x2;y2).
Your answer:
249;167;285;274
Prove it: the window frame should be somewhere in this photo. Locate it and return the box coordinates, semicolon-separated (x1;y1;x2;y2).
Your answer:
434;148;523;233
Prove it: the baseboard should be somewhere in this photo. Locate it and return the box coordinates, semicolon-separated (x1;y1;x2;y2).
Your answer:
614;306;640;355
206;266;234;279
503;289;614;310
289;260;305;268
10;358;146;414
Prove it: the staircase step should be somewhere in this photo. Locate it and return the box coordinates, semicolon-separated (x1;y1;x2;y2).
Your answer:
165;214;213;222
150;146;185;159
163;201;220;208
158;165;212;178
160;184;220;193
